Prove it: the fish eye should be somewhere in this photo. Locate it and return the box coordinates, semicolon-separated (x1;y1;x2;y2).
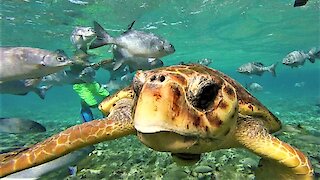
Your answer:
89;28;95;33
56;56;66;62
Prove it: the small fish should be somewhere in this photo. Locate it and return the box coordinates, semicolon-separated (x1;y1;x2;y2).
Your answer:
0;118;46;134
41;67;95;86
239;157;258;168
294;82;305;87
70;26;97;53
102;79;128;94
274;124;302;136
282;50;312;67
0;47;72;82
237;62;277;77
245;82;263;92
79;67;96;83
0;79;50;99
91;21;175;61
5;146;94;179
197;58;212;66
297;134;320;145
41;70;79;86
68;0;88;5
294;0;308;7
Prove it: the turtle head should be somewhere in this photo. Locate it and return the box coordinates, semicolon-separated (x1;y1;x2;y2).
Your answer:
133;65;239;161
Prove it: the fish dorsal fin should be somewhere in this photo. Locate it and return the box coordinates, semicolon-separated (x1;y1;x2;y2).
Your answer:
55;49;67;56
253;62;264;67
127;20;136;31
122;20;136;34
113;60;124;71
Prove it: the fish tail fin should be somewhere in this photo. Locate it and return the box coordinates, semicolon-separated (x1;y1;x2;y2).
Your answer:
34;85;52;100
268;63;277;77
307;48;319;63
308;57;316;63
113;59;124;71
90;21;114;49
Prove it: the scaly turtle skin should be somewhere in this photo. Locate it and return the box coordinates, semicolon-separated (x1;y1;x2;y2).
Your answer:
0;64;314;179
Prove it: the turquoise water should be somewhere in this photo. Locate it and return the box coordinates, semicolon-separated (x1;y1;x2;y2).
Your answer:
1;0;320;179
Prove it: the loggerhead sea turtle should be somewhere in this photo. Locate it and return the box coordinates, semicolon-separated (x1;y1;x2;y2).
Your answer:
0;64;314;179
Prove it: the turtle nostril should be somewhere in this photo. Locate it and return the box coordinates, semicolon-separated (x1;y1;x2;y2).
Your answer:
133;71;146;95
159;75;165;82
150;75;156;81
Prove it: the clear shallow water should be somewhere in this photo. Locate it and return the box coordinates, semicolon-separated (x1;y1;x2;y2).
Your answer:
0;0;320;179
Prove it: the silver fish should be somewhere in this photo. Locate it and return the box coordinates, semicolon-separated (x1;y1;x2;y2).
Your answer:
294;82;305;87
68;0;88;5
78;67;96;83
70;26;97;53
197;58;212;66
41;67;95;86
282;51;310;67
0;47;72;82
0;79;49;99
4;146;94;179
112;45;164;72
237;62;277;77
245;82;263;92
0;118;46;133
91;21;175;61
282;48;319;67
103;79;128;94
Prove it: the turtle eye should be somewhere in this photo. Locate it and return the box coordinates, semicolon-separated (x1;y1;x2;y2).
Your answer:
197;83;219;109
187;77;220;110
133;71;147;95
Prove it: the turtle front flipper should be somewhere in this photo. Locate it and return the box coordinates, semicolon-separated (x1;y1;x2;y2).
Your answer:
235;115;314;180
0;98;135;177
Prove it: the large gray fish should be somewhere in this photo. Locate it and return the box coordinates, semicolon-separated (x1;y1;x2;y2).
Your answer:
0;118;46;134
0;79;50;99
282;51;320;68
0;47;72;82
112;45;164;72
91;21;175;61
237;62;277;77
282;48;319;67
3;146;94;179
70;26;97;53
